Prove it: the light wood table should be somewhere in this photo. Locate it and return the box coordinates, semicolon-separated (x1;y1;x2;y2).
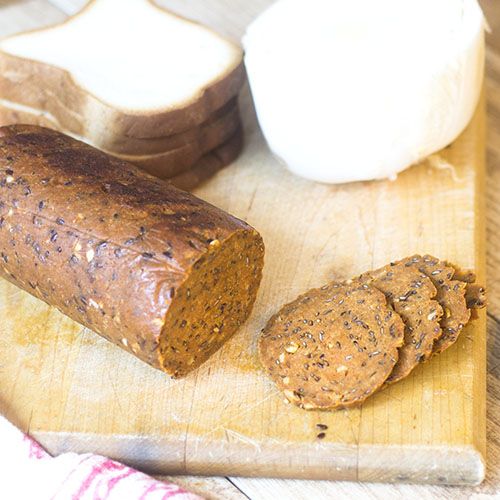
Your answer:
0;1;499;498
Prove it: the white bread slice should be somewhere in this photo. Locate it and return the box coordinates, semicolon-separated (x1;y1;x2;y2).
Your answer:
0;97;239;156
0;97;241;178
0;0;244;139
170;126;243;190
0;99;241;179
116;106;241;178
0;99;56;130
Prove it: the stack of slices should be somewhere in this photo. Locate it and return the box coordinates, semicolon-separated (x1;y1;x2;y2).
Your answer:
0;0;245;190
259;255;486;411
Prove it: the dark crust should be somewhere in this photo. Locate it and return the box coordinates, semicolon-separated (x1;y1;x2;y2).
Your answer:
0;125;264;375
97;97;240;155
0;97;240;157
0;101;243;185
259;282;404;410
357;259;443;384
170;126;243;191
112;104;241;176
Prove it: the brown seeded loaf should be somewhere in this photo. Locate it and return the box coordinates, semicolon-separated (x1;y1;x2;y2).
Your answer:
0;124;264;377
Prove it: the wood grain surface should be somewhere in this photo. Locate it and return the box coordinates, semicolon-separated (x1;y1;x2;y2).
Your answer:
0;0;497;498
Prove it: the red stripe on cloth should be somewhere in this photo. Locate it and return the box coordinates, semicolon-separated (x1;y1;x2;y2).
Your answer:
23;434;49;460
73;458;118;499
103;468;135;497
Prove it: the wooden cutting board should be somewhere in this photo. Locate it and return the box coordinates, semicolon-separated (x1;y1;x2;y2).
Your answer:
0;86;486;485
0;1;486;485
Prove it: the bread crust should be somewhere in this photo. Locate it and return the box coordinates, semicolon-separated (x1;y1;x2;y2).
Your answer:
0;95;240;154
170;126;243;190
0;97;240;155
114;107;241;177
0;98;242;178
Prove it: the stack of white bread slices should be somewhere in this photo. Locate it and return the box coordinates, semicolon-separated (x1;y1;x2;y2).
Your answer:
0;0;245;190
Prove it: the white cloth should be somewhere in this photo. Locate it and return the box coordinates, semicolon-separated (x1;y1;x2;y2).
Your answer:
0;415;203;499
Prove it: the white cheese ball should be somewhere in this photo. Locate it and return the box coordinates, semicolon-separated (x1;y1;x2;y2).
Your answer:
243;0;485;183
